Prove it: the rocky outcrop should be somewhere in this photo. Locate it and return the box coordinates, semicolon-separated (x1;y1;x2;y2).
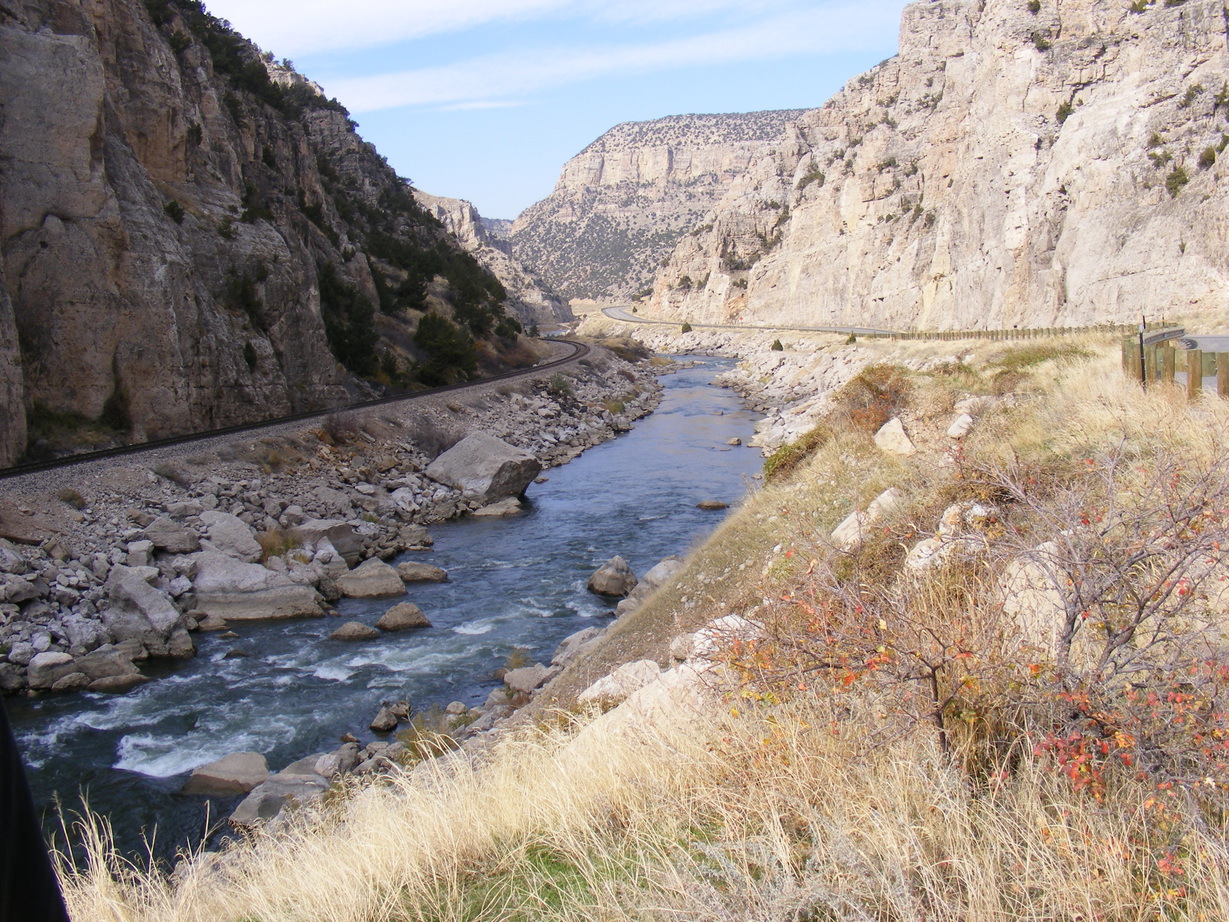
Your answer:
510;111;805;301
414;191;572;327
0;0;521;462
648;0;1229;331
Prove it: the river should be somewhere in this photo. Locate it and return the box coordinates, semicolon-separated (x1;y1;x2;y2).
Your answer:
8;357;762;860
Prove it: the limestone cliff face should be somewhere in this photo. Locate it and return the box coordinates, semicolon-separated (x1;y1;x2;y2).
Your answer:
414;191;573;326
0;0;514;466
510;111;805;302
650;0;1229;331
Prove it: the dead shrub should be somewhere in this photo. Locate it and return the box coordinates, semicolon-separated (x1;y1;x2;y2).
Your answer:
832;364;911;433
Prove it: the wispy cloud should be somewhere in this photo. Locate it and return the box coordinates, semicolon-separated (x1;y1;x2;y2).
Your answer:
324;1;903;113
203;0;876;58
205;0;573;56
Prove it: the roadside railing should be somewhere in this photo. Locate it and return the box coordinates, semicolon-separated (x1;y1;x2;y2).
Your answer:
876;323;1136;342
1121;327;1229;399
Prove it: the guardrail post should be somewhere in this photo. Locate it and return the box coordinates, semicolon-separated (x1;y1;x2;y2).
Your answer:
1188;350;1204;400
1160;344;1175;384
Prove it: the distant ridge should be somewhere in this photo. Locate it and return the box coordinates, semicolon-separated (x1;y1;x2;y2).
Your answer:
509;110;806;302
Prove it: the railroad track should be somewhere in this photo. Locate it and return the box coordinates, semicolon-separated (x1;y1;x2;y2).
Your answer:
0;340;591;481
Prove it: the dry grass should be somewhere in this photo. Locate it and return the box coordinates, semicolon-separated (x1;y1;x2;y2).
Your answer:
57;694;1229;922
58;334;1229;921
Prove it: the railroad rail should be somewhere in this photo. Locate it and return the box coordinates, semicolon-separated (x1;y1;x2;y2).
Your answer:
0;340;591;481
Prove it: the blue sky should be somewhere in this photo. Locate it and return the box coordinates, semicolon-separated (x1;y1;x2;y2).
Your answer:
204;0;910;220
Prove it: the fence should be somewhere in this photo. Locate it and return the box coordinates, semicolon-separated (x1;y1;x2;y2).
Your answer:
876;323;1135;342
1122;329;1229;399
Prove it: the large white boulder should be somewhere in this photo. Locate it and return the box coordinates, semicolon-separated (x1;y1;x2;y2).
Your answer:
182;752;269;795
424;432;542;505
199;511;262;562
190;551;325;621
103;565;194;658
336;558;405;599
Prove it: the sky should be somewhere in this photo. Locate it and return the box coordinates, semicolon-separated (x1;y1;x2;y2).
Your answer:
204;0;911;220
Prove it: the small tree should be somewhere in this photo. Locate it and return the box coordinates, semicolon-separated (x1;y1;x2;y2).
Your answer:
771;339;784;351
681;322;693;333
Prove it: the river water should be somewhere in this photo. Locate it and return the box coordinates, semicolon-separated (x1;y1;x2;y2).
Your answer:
8;358;761;860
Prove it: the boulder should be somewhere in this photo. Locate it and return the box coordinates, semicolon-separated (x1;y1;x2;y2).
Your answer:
0;540;27;574
50;673;91;692
229;773;329;828
125;540;154;568
578;660;663;706
295;520;362;567
199;512;262;562
947;413;975;439
376;602;431;631
552;627;604;667
696;500;729;510
831;488;905;552
27;652;76;690
182;752;270;795
190;551;325;621
336;558;405;599
873;418;917;456
142;516;199;554
472;498;521;517
308;538;348;579
329;621;380;641
103;565;194;658
641;556;684;590
587;556;638;597
369;707;399;732
504;663;558;694
424;432;542;505
396;561;448;583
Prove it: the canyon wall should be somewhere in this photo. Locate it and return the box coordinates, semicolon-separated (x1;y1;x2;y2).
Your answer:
509;111;805;302
647;0;1229;331
0;0;514;466
413;191;573;327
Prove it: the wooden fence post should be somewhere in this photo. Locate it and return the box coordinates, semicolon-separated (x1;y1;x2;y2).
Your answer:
1188;350;1204;400
1219;353;1229;399
1161;344;1175;384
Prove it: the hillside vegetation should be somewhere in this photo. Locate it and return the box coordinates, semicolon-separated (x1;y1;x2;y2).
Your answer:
0;0;529;465
55;336;1229;920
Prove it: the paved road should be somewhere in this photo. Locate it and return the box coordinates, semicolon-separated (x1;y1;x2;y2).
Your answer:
601;305;898;337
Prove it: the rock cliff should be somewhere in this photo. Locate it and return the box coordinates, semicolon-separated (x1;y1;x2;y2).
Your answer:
0;0;519;467
509;111;805;302
413;191;573;327
648;0;1229;331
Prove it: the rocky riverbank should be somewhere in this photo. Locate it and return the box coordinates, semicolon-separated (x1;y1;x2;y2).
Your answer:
582;319;996;453
0;344;659;697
